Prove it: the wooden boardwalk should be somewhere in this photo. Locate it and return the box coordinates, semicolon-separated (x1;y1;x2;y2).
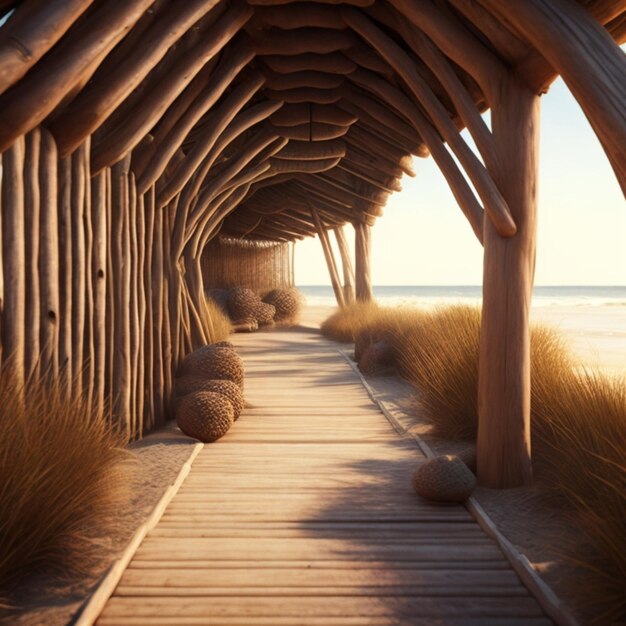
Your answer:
97;328;553;626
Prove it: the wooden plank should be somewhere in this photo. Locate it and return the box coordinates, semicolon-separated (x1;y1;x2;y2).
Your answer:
101;595;545;618
117;567;523;589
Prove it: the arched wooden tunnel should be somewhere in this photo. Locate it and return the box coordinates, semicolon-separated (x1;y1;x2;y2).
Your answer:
0;0;624;488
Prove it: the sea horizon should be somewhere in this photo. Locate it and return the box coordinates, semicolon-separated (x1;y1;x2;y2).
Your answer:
297;284;626;308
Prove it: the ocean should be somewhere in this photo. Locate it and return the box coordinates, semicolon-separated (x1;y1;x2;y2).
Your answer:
298;285;626;309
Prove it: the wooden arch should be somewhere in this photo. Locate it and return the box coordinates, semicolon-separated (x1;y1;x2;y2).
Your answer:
0;0;624;487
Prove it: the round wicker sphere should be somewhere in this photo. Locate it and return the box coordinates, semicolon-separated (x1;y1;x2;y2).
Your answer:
411;455;476;503
203;379;244;419
214;340;234;349
175;390;234;442
227;287;261;321
262;288;302;322
179;345;244;389
174;376;244;419
254;301;276;326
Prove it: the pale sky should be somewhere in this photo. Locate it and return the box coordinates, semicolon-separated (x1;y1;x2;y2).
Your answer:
295;78;626;286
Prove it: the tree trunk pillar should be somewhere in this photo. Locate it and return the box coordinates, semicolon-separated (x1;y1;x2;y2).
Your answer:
354;221;372;302
334;226;355;305
477;77;540;488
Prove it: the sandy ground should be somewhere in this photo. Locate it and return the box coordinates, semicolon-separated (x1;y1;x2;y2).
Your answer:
302;302;624;623
2;425;198;626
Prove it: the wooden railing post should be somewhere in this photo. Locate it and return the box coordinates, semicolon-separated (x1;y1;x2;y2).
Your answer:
477;76;540;488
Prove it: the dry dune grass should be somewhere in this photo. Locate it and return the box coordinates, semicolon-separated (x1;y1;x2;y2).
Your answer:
204;296;233;342
0;374;136;608
321;302;626;624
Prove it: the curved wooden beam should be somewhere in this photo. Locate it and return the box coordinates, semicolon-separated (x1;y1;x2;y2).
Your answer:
0;0;153;154
480;0;626;194
49;0;220;156
263;68;345;90
271;103;357;127
262;51;357;74
255;4;344;30
264;86;342;104
274;138;346;160
0;0;93;96
268;156;342;174
156;82;276;205
350;68;484;241
254;27;355;55
271;121;350;141
389;0;507;104
91;2;252;173
137;44;256;194
344;13;515;236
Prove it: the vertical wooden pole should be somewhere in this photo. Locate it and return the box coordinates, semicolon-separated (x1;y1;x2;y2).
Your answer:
354;221;373;302
24;129;41;381
91;169;107;417
111;156;132;434
151;203;165;425
105;167;115;419
129;173;140;435
71;143;87;397
39;128;60;379
161;205;173;418
58;156;73;384
143;186;155;430
83;137;95;407
1;137;26;384
333;226;355;305
310;208;346;308
477;78;540;488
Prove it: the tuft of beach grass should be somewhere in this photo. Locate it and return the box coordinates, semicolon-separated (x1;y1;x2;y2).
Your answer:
0;374;136;608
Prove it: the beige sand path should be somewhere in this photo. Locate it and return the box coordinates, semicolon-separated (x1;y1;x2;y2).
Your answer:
96;327;552;625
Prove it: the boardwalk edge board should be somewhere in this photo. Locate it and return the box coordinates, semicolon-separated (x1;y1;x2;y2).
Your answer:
338;348;580;626
74;442;205;626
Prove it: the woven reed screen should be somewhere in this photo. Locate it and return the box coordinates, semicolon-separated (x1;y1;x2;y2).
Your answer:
201;237;295;291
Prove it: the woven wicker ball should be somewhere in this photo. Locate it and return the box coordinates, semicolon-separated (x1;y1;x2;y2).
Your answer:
213;340;234;349
227;287;261;321
174;376;244;419
175;390;234;442
179;345;244;389
412;455;476;503
254;301;276;326
262;288;302;322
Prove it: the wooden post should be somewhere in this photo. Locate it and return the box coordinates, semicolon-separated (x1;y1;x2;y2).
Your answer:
71;142;87;398
354;221;373;302
477;77;540;489
143;186;156;429
310;207;346;308
333;226;355;305
129;173;140;435
91;170;107;417
111;156;132;434
24;129;41;381
58;156;73;387
82;137;95;408
151;203;165;425
136;189;147;436
1;137;26;384
39;128;60;379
